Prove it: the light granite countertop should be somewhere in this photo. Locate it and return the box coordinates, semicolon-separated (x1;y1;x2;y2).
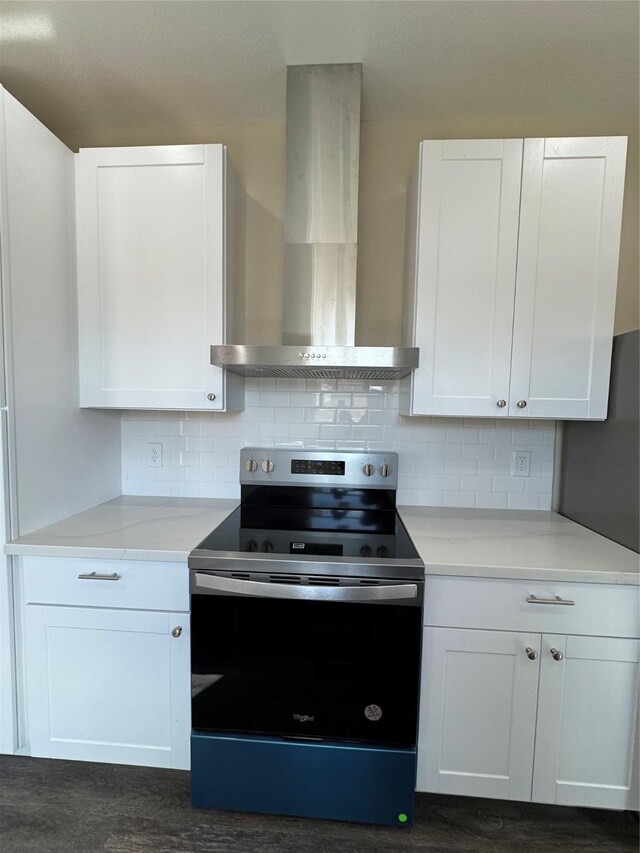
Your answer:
5;496;239;563
400;506;639;585
5;496;639;584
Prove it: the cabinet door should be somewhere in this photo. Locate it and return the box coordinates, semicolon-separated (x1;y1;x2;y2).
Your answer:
24;605;190;769
417;627;540;800
405;139;522;417
510;137;627;419
76;144;227;410
532;634;639;809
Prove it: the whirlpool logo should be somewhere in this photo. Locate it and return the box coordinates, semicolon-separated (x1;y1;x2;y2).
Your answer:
293;713;315;722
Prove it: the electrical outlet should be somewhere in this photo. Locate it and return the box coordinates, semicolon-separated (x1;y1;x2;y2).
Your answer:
145;442;163;468
511;450;531;477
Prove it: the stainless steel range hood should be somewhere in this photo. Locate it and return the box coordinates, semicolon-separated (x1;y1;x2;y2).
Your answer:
211;64;419;380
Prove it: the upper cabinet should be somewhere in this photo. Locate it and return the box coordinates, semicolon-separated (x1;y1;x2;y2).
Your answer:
402;137;627;420
76;144;245;411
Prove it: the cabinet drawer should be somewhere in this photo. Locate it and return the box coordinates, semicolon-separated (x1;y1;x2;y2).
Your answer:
22;557;188;612
424;575;639;638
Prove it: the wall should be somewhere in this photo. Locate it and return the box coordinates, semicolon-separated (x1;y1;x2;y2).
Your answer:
68;116;639;343
70;117;634;507
122;379;555;509
358;117;639;341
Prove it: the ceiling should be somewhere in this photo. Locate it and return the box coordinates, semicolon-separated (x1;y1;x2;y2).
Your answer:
0;1;637;145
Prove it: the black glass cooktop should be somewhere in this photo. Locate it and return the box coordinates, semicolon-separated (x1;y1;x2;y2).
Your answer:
193;486;421;562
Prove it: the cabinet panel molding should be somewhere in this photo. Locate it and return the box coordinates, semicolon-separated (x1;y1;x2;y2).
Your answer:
76;143;245;411
24;604;190;769
509;137;627;419
532;634;639;809
403;136;627;421
402;139;522;417
417;626;540;800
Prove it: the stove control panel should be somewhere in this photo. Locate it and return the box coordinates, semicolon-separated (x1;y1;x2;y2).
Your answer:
240;448;398;489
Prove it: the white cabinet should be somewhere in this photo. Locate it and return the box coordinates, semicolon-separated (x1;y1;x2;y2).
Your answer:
402;137;627;420
418;627;540;801
21;557;190;769
418;576;640;810
76;144;245;411
532;634;640;809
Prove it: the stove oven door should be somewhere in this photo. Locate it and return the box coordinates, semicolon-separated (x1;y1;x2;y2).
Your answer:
189;569;422;826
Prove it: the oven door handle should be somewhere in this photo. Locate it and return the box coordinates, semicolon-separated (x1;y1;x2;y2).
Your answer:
193;572;418;602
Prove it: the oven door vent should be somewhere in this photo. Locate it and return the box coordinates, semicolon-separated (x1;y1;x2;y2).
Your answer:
269;574;302;585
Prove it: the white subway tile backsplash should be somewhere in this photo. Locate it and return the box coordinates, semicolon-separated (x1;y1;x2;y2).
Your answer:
443;491;477;508
289;423;321;440
444;459;478;475
462;443;496;460
447;427;479;444
319;424;352;440
460;475;493;492
494;476;527;493
508;493;542;510
121;379;556;509
258;391;290;407
476;492;509;509
305;408;336;424
429;442;462;458
290;392;321;407
524;476;554;494
275;407;305;423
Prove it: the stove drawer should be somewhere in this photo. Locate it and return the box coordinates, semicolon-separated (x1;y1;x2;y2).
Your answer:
21;556;188;612
424;575;639;638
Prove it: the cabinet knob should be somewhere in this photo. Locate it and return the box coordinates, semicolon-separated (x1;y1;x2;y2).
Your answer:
525;647;538;660
496;400;507;408
171;626;182;638
207;393;216;401
550;648;564;661
517;400;527;408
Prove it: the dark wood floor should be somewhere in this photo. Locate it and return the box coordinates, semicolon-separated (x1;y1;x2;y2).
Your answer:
0;755;637;853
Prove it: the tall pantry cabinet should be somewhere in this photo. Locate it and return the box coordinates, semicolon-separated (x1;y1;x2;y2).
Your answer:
0;86;121;753
402;137;627;420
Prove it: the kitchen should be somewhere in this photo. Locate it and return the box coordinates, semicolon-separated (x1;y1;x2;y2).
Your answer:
0;2;638;851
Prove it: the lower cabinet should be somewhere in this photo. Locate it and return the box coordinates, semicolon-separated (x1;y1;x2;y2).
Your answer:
418;576;640;810
418;627;541;801
21;557;190;769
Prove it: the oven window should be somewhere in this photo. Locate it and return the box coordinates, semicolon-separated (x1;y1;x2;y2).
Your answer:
191;594;421;747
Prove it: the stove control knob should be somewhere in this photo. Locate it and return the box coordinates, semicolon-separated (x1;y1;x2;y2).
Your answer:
245;540;258;552
362;463;375;477
360;545;372;557
379;463;392;477
376;546;389;558
261;460;275;473
244;458;258;473
261;541;274;553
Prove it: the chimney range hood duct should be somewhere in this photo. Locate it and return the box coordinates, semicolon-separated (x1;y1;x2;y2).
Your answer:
211;63;419;380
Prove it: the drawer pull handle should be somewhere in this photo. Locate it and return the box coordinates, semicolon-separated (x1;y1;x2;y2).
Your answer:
78;571;121;581
550;648;564;661
525;647;538;660
526;594;575;606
